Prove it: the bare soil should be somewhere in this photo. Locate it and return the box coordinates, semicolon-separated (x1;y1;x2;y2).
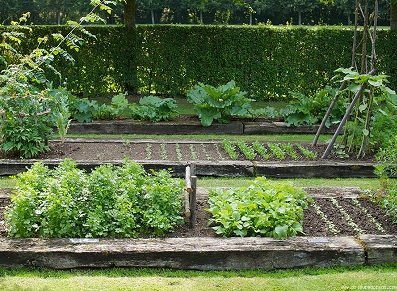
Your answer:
32;140;374;163
1;188;396;239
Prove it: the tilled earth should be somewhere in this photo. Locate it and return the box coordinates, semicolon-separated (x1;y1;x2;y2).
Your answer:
33;139;374;163
1;187;396;238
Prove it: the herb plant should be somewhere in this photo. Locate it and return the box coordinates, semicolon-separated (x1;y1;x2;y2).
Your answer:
207;177;312;239
5;159;185;238
187;80;253;126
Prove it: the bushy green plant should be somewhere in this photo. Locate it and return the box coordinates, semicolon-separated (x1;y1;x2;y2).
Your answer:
187;80;253;126
0;5;114;158
4;159;185;238
374;135;397;223
69;92;131;122
280;86;347;128
207;177;312;239
130;95;178;122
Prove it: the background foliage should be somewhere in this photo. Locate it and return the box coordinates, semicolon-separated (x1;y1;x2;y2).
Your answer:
1;25;396;100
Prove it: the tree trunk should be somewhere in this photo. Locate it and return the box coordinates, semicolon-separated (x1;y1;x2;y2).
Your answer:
123;0;138;93
124;0;136;28
249;12;253;25
298;11;302;25
200;10;203;24
391;1;397;30
151;9;155;24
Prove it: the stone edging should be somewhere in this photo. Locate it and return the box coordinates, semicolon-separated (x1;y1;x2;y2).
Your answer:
0;235;395;270
0;159;377;178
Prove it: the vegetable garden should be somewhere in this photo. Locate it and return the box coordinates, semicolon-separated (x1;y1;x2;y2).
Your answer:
1;0;397;271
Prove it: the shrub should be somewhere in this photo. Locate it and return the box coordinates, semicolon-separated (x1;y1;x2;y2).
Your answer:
5;159;185;238
207;177;312;239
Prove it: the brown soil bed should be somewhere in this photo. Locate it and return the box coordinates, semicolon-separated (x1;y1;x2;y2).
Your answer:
1;188;396;239
28;139;375;163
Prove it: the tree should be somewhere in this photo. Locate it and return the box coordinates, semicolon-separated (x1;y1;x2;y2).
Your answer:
285;0;319;25
138;0;163;24
391;0;397;30
180;0;209;24
123;0;136;27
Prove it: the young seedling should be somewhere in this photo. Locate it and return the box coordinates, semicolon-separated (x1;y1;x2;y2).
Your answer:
236;141;256;161
268;143;286;160
222;140;239;160
252;141;270;160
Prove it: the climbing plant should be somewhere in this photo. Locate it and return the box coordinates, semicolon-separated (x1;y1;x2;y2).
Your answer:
0;1;117;158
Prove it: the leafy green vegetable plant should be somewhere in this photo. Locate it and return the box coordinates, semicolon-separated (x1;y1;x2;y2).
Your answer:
296;144;317;159
267;143;286;160
187;80;253;126
5;159;184;238
130;95;178;122
236;140;256;160
0;3;116;158
207;177;312;239
252;141;270;160
221;139;238;160
279;143;299;160
280;86;347;127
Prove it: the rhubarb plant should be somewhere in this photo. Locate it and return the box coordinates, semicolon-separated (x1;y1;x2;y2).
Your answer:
187;80;253;126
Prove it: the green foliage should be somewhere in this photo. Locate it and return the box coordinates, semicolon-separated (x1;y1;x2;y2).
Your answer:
334;67;397;157
374;136;397;223
69;92;131;122
280;86;347;127
2;26;397;99
187;80;253;126
4;159;185;238
252;141;270;160
268;143;286;160
236;140;256;161
207;177;312;238
0;7;113;158
221;139;239;160
131;95;178;122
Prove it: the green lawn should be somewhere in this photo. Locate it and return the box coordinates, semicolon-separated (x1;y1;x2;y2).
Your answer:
1;265;396;291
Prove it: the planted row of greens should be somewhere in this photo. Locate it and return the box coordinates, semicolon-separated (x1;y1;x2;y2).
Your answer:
221;140;318;161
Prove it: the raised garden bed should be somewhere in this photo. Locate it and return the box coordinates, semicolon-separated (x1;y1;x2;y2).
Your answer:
66;117;339;135
0;187;396;270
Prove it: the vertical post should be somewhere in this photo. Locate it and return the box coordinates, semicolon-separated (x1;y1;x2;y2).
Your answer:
189;175;197;229
189;163;197;228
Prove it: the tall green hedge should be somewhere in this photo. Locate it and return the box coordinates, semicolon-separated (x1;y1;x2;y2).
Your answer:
2;25;397;100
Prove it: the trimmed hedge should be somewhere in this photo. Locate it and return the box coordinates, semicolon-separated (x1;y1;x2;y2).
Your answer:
2;25;397;100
